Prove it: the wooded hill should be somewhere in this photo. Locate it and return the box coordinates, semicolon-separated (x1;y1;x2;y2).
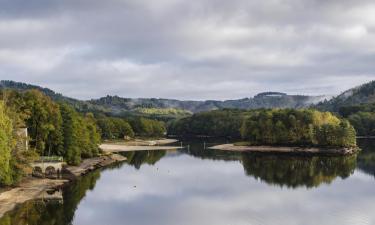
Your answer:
1;81;326;117
316;80;375;112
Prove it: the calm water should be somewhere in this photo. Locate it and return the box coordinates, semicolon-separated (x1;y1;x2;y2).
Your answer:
1;140;375;225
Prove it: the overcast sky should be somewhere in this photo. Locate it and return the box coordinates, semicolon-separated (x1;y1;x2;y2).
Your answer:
0;0;374;100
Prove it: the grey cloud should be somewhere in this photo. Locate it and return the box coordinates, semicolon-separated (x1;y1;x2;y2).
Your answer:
0;0;374;100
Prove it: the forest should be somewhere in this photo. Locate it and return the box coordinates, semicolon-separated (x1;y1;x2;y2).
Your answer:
169;109;357;148
240;109;356;147
337;103;375;136
0;89;166;186
168;109;250;138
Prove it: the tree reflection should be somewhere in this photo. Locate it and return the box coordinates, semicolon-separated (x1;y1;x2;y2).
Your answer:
0;170;101;225
121;150;167;169
357;139;375;177
241;153;357;188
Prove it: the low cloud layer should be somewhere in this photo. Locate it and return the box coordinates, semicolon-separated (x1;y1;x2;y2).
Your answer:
0;0;374;100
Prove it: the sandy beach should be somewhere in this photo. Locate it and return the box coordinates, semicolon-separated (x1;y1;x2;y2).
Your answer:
100;138;182;152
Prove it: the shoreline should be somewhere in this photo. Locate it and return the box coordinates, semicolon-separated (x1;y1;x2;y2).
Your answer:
100;138;182;152
209;144;359;155
0;153;126;218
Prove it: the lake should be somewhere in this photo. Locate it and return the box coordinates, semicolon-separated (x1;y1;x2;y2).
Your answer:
1;139;375;225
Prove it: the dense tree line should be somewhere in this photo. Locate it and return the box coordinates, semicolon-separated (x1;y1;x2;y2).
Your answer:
0;89;102;186
168;109;249;138
0;89;167;184
169;109;356;148
96;115;135;140
0;99;39;186
128;117;166;137
241;109;356;147
348;112;375;136
336;103;375;136
314;80;375;136
95;115;166;139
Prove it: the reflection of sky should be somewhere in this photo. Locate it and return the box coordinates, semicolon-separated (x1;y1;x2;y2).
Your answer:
73;153;375;225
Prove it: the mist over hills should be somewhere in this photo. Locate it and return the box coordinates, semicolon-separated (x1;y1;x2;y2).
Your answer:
0;80;329;114
316;80;375;112
2;79;375;117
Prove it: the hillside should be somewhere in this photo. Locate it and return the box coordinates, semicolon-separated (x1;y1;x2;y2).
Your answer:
0;80;108;113
1;80;327;117
316;80;375;112
89;92;326;113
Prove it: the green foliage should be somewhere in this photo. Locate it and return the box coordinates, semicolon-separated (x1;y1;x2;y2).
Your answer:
134;107;192;116
1;89;64;155
171;108;357;147
9;150;39;184
169;109;248;138
0;94;41;186
1;89;102;168
60;104;81;165
129;117;166;137
0;80;106;114
337;103;375;137
241;109;356;148
96;116;134;140
0;101;14;186
60;104;101;165
81;113;101;158
347;112;375;136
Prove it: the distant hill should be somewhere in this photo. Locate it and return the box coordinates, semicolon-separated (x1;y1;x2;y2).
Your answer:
0;80;108;113
88;93;326;113
1;80;327;116
316;80;375;112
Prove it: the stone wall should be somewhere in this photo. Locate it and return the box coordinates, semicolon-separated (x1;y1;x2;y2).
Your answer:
15;128;28;152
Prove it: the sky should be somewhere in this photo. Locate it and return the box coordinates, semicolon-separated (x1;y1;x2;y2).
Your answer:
0;0;375;100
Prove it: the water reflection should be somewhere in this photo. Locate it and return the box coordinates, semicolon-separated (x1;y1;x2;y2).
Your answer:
1;140;375;225
357;139;375;177
182;143;357;188
241;154;356;188
0;170;101;225
120;150;167;169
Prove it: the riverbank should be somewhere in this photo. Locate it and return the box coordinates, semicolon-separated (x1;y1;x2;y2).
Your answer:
65;153;127;177
0;153;126;218
209;144;359;155
103;138;179;146
0;178;68;218
100;138;182;152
